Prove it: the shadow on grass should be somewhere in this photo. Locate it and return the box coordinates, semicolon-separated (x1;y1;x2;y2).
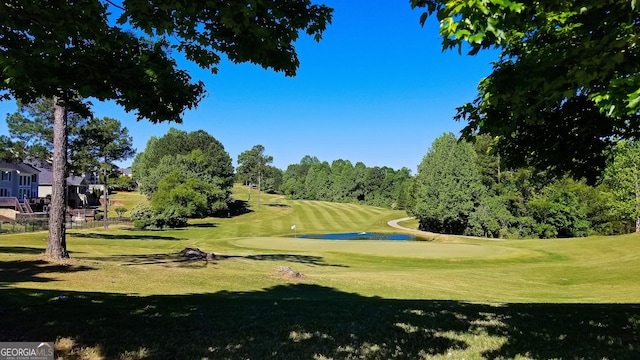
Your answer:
265;203;292;208
69;232;188;241
221;199;252;218
187;222;219;228
0;246;46;255
84;252;347;268
227;253;349;267
0;260;95;286
0;285;638;359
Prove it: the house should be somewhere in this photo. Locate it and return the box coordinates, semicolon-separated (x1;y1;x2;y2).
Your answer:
120;167;133;177
37;168;90;208
0;162;40;200
0;162;40;219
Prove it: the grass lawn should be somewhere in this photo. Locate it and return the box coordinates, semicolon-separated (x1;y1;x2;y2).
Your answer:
107;191;148;218
1;186;639;359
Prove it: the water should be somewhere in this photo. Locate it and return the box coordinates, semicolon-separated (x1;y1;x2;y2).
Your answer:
297;232;420;241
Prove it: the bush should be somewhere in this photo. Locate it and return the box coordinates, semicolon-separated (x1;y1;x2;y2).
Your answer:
132;220;145;229
130;203;156;229
94;212;104;221
154;207;188;229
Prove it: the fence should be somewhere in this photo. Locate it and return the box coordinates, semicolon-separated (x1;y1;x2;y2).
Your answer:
0;218;133;234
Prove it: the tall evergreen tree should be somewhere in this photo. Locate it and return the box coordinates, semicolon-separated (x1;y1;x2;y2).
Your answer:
78;117;135;229
411;133;486;234
6;98;90;171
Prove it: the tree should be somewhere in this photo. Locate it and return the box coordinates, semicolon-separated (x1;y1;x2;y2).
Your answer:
149;149;234;217
412;0;640;183
79;116;135;229
466;194;514;238
131;128;233;198
0;135;26;162
5;98;92;172
410;133;486;234
1;0;332;259
262;166;284;194
281;156;319;199
113;175;137;191
237;145;274;208
604;141;640;232
527;179;590;238
5;100;133;229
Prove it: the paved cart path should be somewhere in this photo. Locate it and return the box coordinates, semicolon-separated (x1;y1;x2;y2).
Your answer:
387;217;504;241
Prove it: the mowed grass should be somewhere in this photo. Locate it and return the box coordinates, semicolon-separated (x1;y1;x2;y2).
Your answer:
107;191;148;218
1;185;640;359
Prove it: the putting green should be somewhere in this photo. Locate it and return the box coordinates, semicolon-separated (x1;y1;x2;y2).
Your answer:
233;237;525;259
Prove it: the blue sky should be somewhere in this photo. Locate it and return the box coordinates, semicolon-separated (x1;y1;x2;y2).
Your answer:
0;1;497;173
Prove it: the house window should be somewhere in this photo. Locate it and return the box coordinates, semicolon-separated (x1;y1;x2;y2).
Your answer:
19;175;31;186
18;189;31;199
32;174;37;182
0;188;8;197
1;171;10;181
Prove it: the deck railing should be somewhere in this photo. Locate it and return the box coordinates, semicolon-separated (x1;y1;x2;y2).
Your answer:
21;199;34;214
0;197;20;211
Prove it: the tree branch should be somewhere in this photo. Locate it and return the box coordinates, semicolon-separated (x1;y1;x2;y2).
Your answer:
104;0;125;11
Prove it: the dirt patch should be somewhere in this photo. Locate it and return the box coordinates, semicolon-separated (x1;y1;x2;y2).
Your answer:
178;247;217;261
273;266;307;281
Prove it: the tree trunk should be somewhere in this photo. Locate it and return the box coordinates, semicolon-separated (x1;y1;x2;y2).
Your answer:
103;165;109;229
635;155;640;232
46;95;69;259
257;174;261;209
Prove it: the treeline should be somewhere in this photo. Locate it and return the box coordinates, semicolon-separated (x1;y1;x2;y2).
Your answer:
409;133;638;238
276;156;412;209
131;129;639;238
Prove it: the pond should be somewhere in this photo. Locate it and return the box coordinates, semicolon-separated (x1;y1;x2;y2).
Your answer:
297;232;428;241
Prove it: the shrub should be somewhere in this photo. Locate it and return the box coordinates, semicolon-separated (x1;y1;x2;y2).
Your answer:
154;207;188;229
130;203;156;229
132;220;145;229
115;206;127;218
94;212;104;221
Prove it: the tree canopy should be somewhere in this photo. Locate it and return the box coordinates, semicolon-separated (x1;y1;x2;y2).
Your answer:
132;128;234;197
133;128;234;217
5;98;91;171
412;0;640;182
1;0;333;120
410;133;485;234
151;150;233;218
604;141;640;232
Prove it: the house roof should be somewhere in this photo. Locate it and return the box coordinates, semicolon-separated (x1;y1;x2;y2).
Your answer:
37;168;87;186
0;162;40;175
68;175;87;186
